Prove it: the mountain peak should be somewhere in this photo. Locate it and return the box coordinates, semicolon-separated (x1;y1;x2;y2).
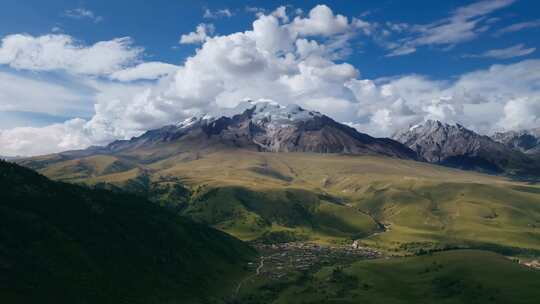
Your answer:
409;119;465;131
393;119;540;176
492;127;540;155
177;99;325;132
232;99;322;125
398;120;474;142
97;99;417;160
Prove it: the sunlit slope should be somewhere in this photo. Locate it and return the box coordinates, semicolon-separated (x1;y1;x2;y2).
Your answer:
240;250;540;304
356;181;540;253
25;150;540;251
184;186;379;241
23;154;138;181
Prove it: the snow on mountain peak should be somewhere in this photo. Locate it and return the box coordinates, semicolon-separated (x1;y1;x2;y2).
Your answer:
176;99;323;130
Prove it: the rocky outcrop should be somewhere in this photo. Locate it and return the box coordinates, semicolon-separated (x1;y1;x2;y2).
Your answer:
393;120;540;177
492;128;540;155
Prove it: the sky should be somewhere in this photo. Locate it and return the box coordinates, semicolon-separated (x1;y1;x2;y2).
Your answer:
0;0;539;156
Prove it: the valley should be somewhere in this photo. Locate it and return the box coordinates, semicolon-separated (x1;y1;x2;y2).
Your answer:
235;249;540;304
22;150;540;255
12;101;540;303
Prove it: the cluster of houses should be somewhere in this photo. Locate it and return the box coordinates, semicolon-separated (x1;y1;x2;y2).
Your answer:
522;259;540;270
252;242;381;280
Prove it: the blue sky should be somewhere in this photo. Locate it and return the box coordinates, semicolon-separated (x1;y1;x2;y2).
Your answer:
0;0;539;155
2;0;538;78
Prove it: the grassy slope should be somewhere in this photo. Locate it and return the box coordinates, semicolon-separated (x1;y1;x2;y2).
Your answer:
356;181;540;253
184;186;377;242
239;250;540;304
25;150;540;252
0;160;255;304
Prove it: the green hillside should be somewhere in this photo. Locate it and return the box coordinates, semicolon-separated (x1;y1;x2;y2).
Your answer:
0;160;255;304
355;181;540;254
21;150;540;254
184;186;378;242
238;250;540;304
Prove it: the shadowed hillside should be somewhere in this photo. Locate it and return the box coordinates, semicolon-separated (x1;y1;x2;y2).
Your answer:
0;160;255;304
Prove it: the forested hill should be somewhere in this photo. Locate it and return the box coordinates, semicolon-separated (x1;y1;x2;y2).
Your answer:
0;160;255;304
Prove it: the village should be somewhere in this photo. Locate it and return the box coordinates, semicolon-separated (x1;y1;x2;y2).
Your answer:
521;259;540;270
249;241;382;280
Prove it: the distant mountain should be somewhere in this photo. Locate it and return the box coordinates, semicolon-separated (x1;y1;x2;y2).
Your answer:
57;100;417;162
0;160;254;304
393;120;540;178
492;128;540;156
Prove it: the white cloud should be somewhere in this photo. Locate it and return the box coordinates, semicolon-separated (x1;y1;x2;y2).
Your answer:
245;6;265;16
386;46;416;57
386;0;515;56
0;118;91;156
203;8;233;19
346;59;540;136
290;5;352;36
110;62;179;81
498;97;540;130
179;23;215;44
1;4;539;156
64;8;103;23
463;44;535;59
0;71;93;117
495;19;540;36
0;34;142;76
272;6;289;23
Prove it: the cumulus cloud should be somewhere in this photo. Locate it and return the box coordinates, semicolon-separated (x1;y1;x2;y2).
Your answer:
109;62;178;81
0;118;91;156
179;23;215;44
497;97;540;130
463;44;535;59
346;59;540;136
0;34;142;76
290;5;353;36
1;4;539;156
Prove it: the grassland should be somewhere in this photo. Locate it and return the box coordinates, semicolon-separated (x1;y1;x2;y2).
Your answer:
15;149;540;303
24;149;540;254
238;250;540;304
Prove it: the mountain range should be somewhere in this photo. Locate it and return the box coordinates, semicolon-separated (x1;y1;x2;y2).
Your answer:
9;100;540;303
21;100;539;179
16;100;540;251
393;120;540;178
68;100;418;161
492;128;540;155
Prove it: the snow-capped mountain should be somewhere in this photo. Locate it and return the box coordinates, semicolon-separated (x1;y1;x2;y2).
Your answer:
393;120;540;176
95;100;418;160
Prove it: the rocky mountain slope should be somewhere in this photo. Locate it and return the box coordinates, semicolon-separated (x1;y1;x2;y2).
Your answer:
492;128;540;156
393;120;540;177
56;100;417;162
